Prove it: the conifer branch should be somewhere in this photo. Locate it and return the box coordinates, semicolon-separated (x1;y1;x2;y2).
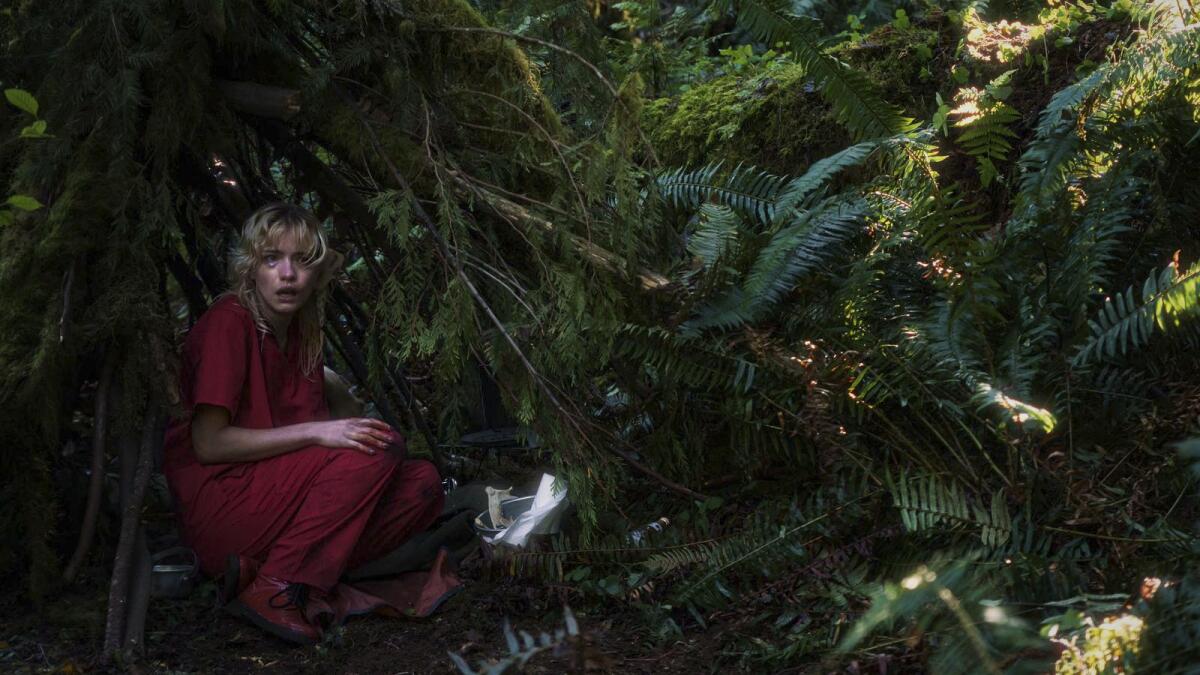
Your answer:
352;99;704;500
408;23;660;167
461;175;671;291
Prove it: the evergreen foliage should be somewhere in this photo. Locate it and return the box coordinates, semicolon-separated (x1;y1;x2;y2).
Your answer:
2;0;1200;670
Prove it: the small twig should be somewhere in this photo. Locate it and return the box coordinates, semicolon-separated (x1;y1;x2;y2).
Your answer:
58;259;76;344
62;351;116;584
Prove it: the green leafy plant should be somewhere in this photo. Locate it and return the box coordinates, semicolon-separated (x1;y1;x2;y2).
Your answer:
950;72;1021;187
1;88;46;227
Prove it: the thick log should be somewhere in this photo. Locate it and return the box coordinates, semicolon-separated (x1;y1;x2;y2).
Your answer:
215;79;300;120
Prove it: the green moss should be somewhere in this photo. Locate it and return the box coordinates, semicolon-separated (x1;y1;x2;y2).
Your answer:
832;21;950;119
644;17;953;173
644;63;846;173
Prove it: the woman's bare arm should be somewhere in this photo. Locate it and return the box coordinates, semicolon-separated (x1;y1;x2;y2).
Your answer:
190;404;397;464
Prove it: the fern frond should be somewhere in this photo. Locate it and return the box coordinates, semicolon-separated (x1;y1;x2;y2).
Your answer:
1055;172;1140;313
657;162;787;224
1017;24;1200;210
887;471;1012;548
1072;262;1200;367
772;138;882;219
951;85;1020;187
687;204;742;271
671;498;849;607
680;198;864;335
617;325;758;393
718;0;915;140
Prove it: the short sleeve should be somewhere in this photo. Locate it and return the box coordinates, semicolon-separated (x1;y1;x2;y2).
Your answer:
185;306;251;417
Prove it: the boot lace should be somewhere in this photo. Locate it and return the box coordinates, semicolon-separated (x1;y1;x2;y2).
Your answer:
268;583;309;610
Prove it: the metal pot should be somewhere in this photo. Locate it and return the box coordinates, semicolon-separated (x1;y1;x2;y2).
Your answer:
150;547;198;599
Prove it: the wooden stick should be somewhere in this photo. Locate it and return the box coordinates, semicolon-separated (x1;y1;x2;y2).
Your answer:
123;529;152;652
102;408;160;663
322;322;405;432
62;352;116;584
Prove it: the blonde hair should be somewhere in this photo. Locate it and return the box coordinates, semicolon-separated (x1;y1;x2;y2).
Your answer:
228;203;341;377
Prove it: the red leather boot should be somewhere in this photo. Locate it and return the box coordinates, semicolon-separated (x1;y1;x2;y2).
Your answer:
219;553;261;606
225;575;322;645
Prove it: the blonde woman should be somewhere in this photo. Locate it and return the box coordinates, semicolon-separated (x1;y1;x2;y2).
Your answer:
162;203;452;644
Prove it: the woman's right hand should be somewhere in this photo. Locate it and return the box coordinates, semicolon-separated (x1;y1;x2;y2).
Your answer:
310;418;399;455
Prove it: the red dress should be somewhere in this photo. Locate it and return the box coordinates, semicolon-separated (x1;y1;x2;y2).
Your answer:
163;296;453;608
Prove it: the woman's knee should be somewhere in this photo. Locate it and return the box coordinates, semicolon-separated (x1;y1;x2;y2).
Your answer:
320;448;402;491
400;459;444;505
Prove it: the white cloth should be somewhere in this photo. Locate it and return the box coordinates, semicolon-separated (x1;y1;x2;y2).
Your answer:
484;473;568;547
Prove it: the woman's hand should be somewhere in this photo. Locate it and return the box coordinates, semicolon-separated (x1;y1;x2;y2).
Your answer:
309;418;400;455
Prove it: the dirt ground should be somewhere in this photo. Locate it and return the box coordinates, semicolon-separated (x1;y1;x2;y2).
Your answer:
0;549;724;674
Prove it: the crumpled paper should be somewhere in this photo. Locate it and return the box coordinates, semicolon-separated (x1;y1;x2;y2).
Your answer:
484;473;568;547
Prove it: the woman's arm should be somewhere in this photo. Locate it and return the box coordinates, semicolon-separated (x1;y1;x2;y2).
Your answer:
190;404;397;464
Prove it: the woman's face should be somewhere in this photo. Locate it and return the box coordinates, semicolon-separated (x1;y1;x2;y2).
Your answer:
254;230;318;329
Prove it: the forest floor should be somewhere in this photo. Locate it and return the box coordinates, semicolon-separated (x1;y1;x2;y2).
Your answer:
1;546;727;674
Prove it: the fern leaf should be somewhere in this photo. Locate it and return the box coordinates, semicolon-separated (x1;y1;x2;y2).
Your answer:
951;85;1020;187
772;139;882;219
889;471;1012;547
657;162;786;224
687;204;742;271
1072;263;1200;367
680;198;863;335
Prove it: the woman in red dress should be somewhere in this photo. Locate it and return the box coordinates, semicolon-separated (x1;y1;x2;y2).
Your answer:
163;203;447;644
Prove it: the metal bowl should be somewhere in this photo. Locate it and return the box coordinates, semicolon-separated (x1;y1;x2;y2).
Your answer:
150;547;198;599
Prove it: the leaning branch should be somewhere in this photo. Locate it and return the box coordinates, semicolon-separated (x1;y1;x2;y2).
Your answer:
63;352;116;584
102;406;161;663
459;176;671;292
